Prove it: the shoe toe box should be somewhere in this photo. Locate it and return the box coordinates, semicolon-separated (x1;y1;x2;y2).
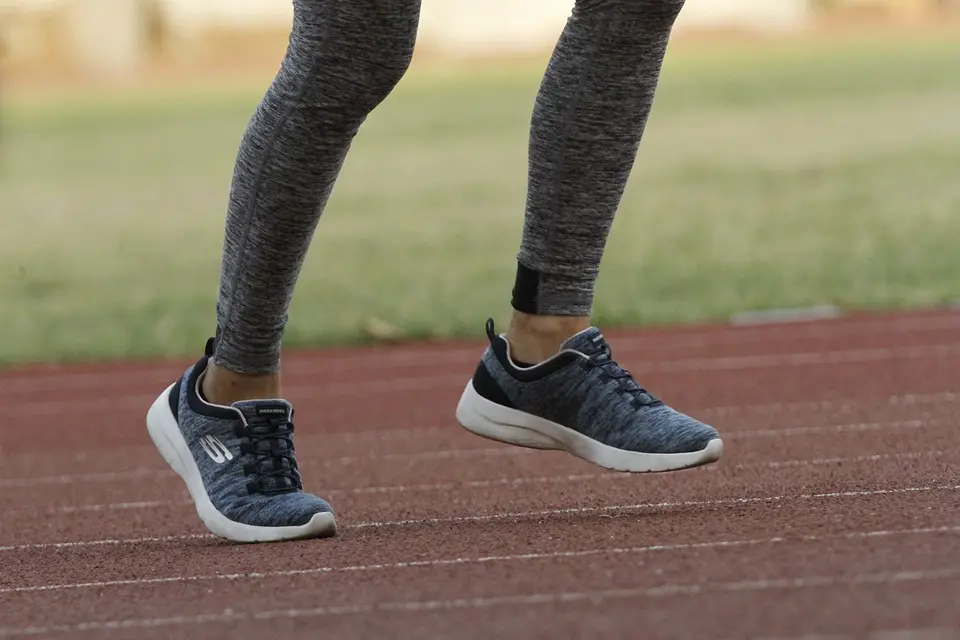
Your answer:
629;406;720;455
222;491;335;528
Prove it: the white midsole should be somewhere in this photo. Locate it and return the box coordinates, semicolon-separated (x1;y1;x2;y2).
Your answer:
145;384;336;543
455;380;723;473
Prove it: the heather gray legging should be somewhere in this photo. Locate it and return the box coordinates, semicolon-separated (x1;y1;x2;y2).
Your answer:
213;0;686;374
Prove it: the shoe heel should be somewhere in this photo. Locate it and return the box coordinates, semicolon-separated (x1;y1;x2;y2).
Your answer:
456;381;559;450
146;383;193;482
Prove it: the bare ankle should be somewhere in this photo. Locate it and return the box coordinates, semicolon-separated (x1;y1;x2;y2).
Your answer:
505;311;591;364
201;361;282;406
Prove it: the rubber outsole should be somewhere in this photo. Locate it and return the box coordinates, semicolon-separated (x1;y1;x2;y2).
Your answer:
146;383;337;543
455;380;723;473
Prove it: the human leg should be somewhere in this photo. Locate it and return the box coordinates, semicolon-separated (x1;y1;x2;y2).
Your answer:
147;0;422;542
508;0;687;361
208;0;422;399
457;0;724;472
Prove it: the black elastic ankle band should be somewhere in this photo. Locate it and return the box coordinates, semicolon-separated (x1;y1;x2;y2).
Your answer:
511;261;540;314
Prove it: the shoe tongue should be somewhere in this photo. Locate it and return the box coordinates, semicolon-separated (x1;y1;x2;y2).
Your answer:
231;400;293;425
561;327;608;357
232;401;296;460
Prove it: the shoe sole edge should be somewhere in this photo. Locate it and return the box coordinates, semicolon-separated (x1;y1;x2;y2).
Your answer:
455;380;723;473
146;384;337;543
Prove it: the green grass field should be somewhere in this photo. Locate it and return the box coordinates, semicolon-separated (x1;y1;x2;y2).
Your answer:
3;33;960;366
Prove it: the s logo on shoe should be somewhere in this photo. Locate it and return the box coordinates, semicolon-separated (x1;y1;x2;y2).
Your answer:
199;435;234;464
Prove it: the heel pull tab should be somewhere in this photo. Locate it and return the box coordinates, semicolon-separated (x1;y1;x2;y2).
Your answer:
205;326;224;358
485;317;498;343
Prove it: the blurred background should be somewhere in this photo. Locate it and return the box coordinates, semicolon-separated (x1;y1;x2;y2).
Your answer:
1;0;959;366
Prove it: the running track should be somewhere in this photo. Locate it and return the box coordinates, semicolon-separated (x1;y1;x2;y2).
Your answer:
1;309;958;639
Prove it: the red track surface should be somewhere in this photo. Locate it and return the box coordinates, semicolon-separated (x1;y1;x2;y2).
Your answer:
2;309;959;639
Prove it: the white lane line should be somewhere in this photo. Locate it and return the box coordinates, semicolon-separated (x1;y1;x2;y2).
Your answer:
0;445;531;488
735;419;932;438
749;635;851;640
4;311;957;398
755;636;851;640
753;630;960;640
642;343;960;374
0;469;171;488
868;630;960;640
738;451;942;469
6;387;957;477
0;534;216;553
700;390;957;418
9;383;960;440
4;483;957;552
350;485;960;529
53;500;177;514
27;449;949;516
1;567;957;636
3;410;952;489
341;450;946;494
4;525;958;595
12;343;960;418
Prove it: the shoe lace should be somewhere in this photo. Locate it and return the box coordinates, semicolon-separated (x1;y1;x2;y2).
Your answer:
587;336;662;408
235;417;302;495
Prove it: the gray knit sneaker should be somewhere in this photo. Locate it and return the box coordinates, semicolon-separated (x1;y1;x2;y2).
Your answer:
146;339;336;543
456;319;723;473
